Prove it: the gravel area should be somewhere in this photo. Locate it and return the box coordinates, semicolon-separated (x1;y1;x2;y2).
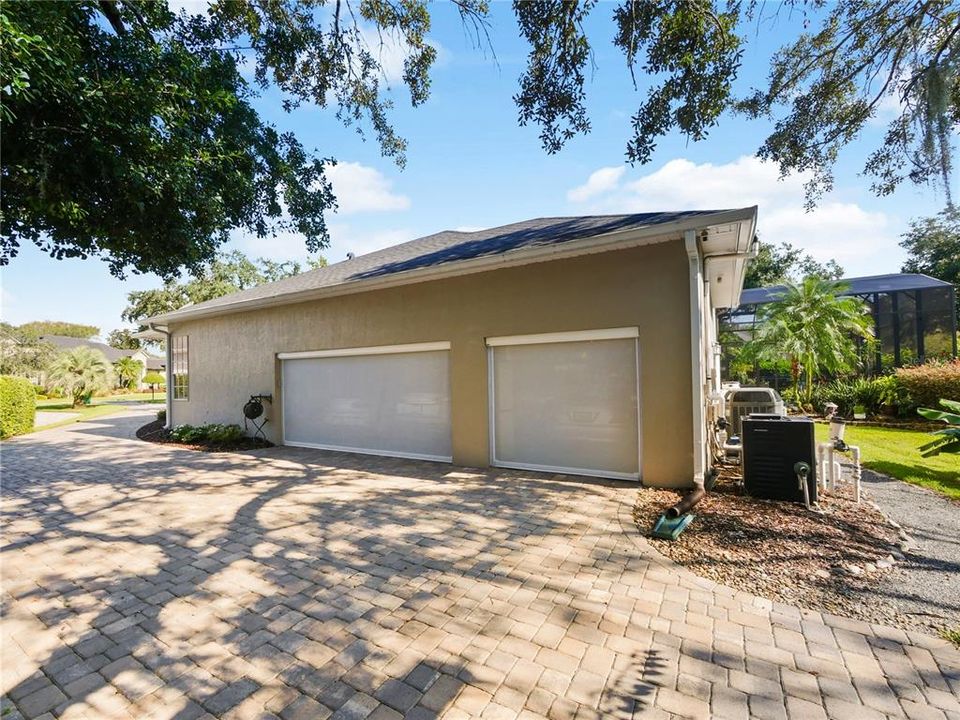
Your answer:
859;468;960;635
633;472;918;630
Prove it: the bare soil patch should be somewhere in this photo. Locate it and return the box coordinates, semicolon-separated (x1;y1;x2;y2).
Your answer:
633;470;914;628
136;419;273;452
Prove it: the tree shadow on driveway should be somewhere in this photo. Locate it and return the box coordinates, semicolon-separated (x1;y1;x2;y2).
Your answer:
2;413;656;719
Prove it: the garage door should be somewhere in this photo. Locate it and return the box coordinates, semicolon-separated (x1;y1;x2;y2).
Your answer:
488;328;640;480
280;342;452;462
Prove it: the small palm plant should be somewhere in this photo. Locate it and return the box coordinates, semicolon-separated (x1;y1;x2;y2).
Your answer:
747;277;874;405
114;356;143;390
46;347;114;407
918;399;960;456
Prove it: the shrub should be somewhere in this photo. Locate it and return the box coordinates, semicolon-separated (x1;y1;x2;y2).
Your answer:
170;424;207;442
169;423;244;445
156;409;166;423
852;377;885;414
0;375;37;438
206;424;244;444
896;360;960;413
810;374;920;417
810;379;857;416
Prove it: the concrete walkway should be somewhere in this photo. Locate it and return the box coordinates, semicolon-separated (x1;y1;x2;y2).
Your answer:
2;409;958;720
33;411;79;428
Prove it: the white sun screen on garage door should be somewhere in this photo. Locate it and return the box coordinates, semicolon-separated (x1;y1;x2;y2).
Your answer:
281;344;452;462
488;329;640;480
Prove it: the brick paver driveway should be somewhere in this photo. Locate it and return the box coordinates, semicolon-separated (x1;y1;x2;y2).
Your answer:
2;409;959;720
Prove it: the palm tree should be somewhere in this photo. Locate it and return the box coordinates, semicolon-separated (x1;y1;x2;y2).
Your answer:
114;356;143;390
46;347;115;407
747;277;873;405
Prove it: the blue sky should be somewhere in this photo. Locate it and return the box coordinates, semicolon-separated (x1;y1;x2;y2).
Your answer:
1;2;948;336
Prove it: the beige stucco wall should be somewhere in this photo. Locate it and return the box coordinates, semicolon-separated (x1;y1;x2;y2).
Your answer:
168;239;696;487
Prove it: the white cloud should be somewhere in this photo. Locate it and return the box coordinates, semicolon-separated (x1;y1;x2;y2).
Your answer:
567;166;625;203
166;0;212;16
328;162;410;215
453;225;486;233
566;155;903;276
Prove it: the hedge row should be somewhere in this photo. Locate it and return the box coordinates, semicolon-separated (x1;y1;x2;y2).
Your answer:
0;375;36;438
809;360;960;417
895;359;960;410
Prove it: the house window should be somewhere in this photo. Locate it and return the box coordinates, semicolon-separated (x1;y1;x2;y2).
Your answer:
172;335;189;400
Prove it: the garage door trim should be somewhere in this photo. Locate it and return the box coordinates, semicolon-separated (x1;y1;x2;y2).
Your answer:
486;328;641;481
280;342;453;463
486;327;638;347
278;341;451;360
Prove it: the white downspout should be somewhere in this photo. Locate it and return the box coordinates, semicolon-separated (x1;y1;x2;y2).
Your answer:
149;323;173;429
684;230;707;488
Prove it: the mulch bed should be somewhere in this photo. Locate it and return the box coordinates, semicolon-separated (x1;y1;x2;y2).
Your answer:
634;467;909;626
136;419;273;452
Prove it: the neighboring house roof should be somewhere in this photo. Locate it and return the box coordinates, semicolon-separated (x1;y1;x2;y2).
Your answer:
149;207;758;324
738;273;954;306
40;335;163;367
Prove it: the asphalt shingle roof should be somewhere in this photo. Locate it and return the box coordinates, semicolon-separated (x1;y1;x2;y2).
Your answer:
152;210;730;322
40;335;162;365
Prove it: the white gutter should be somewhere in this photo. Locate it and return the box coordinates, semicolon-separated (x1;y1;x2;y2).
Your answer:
688;216;760;486
148;207;759;326
684;230;707;487
148;323;172;429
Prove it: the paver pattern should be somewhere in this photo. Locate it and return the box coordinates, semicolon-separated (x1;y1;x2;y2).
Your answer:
2;408;959;720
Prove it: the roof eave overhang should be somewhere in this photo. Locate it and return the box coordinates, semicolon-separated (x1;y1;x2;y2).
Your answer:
149;207;759;326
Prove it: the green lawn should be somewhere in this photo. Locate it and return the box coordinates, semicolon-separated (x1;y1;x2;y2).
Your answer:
815;423;960;501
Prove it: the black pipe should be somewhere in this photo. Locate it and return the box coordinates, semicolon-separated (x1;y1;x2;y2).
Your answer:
666;486;706;519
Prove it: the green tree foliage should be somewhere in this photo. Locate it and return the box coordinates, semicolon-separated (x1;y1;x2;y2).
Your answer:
738;2;960;207
122;251;325;324
0;324;57;379
2;1;956;276
0;375;35;438
516;1;960;205
0;1;355;276
900;207;960;314
143;370;165;401
746;277;874;404
45;346;114;407
744;242;845;289
17;321;98;339
114;356;144;390
107;329;141;350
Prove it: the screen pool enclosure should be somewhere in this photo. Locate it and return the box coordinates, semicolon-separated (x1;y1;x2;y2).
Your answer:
723;273;957;374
